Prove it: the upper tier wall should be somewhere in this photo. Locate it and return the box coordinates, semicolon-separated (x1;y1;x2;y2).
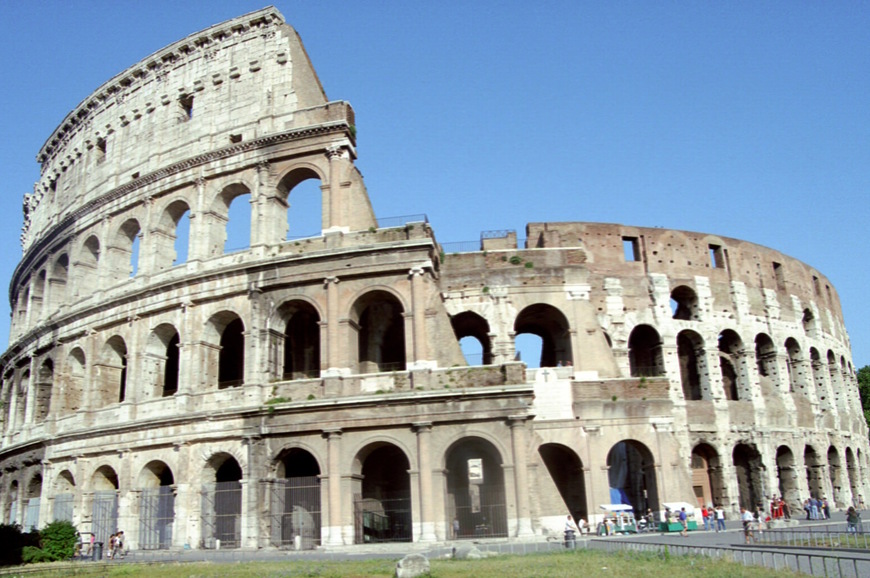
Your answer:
22;6;327;255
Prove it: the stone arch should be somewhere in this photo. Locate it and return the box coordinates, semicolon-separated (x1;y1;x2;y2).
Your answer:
804;445;823;499
350;290;406;374
209;182;252;255
276;300;321;380
444;436;508;539
23;473;43;531
691;443;725;508
108;217;142;282
15;369;30;428
606;440;659;514
97;335;128;406
5;480;19;525
845;447;860;503
137;460;175;550
52;470;75;522
32;268;47;320
827;349;845;410
152;198;192;271
785;338;805;394
628;324;664;377
48;253;69;311
145;323;180;398
34;358;54;421
828;445;843;508
351;442;412;543
733;443;764;510
76;235;101;297
91;465;119;546
451;311;493;366
677;329;705;400
270;447;322;549
776;445;800;509
202;452;243;549
802;308;816;336
513;304;572;368
718;329;747;401
538;443;587;521
204;311;245;389
810;348;830;410
278;166;325;240
62;347;86;415
670;285;699;320
14;282;29;329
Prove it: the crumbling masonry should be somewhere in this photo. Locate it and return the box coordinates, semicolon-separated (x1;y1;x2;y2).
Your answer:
1;7;866;550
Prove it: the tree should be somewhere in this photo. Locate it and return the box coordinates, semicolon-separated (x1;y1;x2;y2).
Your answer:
858;365;870;433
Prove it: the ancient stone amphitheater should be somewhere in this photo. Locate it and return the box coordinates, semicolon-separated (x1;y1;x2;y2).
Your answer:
1;7;866;550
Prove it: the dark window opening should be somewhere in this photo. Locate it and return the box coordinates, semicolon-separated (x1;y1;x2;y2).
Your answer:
179;94;194;121
773;262;785;290
709;244;725;269
163;333;180;396
622;237;640;262
218;319;245;388
96;138;107;164
229;134;242;144
283;304;321;380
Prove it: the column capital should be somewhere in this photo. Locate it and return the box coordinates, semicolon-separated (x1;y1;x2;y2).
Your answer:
322;428;342;439
412;421;433;433
507;414;533;426
324;276;340;286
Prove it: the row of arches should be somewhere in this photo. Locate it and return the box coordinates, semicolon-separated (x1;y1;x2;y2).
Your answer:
627;324;857;411
692;441;865;511
13;169;325;338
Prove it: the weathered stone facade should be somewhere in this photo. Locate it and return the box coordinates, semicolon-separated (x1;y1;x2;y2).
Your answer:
2;7;867;550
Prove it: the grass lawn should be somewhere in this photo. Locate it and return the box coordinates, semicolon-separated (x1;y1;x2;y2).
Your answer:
3;549;800;577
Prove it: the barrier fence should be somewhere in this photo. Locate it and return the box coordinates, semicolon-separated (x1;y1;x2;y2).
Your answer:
589;538;870;578
757;527;868;550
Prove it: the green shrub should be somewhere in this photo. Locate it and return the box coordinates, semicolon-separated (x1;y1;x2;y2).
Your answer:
509;255;522;265
21;545;51;564
39;520;79;561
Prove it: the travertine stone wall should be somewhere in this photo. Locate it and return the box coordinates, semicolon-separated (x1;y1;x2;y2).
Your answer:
1;7;866;549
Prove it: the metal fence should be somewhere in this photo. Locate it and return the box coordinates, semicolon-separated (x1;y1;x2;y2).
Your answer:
52;493;73;523
449;484;508;540
353;492;412;544
267;477;321;549
376;214;428;229
139;486;175;550
201;481;242;549
590;538;870;578
23;498;40;532
92;491;118;547
757;527;869;549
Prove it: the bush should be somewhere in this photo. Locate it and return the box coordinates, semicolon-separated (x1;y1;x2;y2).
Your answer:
0;523;24;566
21;545;51;564
39;520;79;561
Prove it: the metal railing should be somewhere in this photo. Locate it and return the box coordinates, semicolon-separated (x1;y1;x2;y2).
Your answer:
376;214;428;229
590;538;870;577
757;527;869;549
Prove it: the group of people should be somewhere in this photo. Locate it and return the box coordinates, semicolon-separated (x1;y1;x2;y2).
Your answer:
769;496;792;520
699;505;727;532
803;497;831;520
107;531;125;559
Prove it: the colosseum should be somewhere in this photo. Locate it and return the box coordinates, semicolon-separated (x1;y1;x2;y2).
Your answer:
1;7;867;551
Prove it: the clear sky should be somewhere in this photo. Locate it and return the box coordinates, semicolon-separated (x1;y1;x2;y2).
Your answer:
1;1;868;366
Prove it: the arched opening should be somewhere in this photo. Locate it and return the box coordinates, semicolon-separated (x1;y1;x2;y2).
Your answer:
35;359;54;421
97;336;127;406
691;444;724;508
138;461;175;550
353;443;412;543
754;333;776;379
538;443;587;522
63;348;86;415
810;348;829;410
145;324;180;398
76;235;101;297
32;270;46;320
219;319;245;388
606;440;659;514
828;350;844;410
110;218;141;281
804;445;823;499
513;304;572;368
270;448;321;549
718;330;745;401
845;448;859;503
280;301;321;380
776;445;799;511
785;338;804;394
49;254;69;313
677;330;704;400
24;474;42;532
279;169;323;239
91;465;119;547
445;437;508;539
224;189;252;253
451;311;492;366
628;325;664;377
202;454;242;549
153;200;191;271
6;481;19;525
732;443;764;510
670;285;699;320
15;370;29;428
52;471;75;522
828;446;842;508
15;284;29;328
352;291;406;374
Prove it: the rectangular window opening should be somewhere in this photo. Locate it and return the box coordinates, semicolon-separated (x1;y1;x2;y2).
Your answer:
812;275;821;296
825;284;832;304
622;237;640;262
773;262;785;290
179;94;194;121
95;138;107;164
229;133;242;144
708;244;725;269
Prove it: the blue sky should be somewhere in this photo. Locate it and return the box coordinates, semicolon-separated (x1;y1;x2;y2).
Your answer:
1;1;868;366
